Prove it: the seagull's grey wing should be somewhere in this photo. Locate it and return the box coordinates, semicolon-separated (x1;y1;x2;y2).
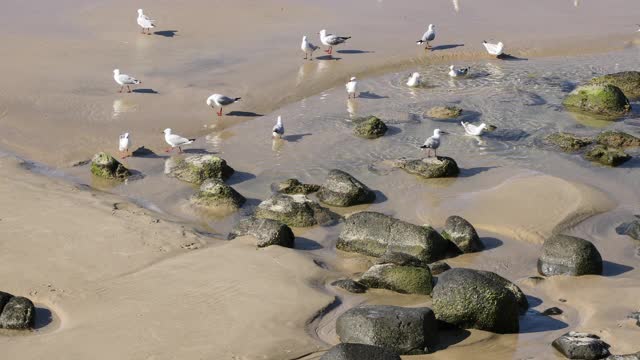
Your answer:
167;134;190;146
326;35;348;45
423;136;439;149
426;30;435;41
216;96;236;105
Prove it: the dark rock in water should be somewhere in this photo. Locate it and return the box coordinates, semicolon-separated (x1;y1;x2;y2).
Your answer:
90;152;131;180
317;169;376;207
392;157;460;179
606;353;640;360
584;145;631;167
546;132;593;152
166;154;234;184
276;178;320;195
191;179;246;210
538;234;603;276
336;305;438;355
376;251;427;268
331;279;368;294
486;124;498;132
432;268;523;333
542;307;564;316
478;270;529;314
552;332;610;360
359;264;433;295
255;194;338;227
627;312;640;326
563;84;631;118
0;296;35;329
596;131;640;149
71;159;91;167
441;215;483;253
0;291;13;313
590;71;640;100
428;261;451;275
353;116;388;139
229;217;294;248
426;106;463;119
337;211;449;263
131;146;156;157
615;216;640;240
320;343;401;360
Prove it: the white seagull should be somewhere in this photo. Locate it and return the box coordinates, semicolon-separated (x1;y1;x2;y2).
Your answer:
407;72;421;87
301;36;320;60
483;40;504;57
163;128;195;153
137;9;156;35
461;122;487;136
346;76;358;99
272;116;284;138
113;69;141;93
420;129;447;157
448;65;470;77
206;94;242;117
319;29;351;55
119;132;131;158
417;24;436;49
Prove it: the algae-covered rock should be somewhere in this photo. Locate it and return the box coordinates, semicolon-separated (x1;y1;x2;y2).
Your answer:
441;215;483;253
317;169;376;207
392;157;460;178
590;71;640;100
353;116;388;139
426;106;463;119
360;264;433;295
552;332;610;360
90;152;131;180
320;343;401;360
229;217;295;248
255;194;337;227
190;179;245;210
376;251;427;268
331;279;368;294
584;145;631;167
166;154;234;184
563;84;631;118
596;131;640;148
546;132;593;152
0;296;35;330
538;234;603;276
276;178;320;195
428;261;451;275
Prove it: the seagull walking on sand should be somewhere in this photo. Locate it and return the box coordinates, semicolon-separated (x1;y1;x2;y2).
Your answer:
319;29;351;55
119;132;131;158
301;36;320;60
461;122;487;136
137;9;156;35
346;77;358;99
420;129;447;157
113;69;141;93
272;116;284;138
448;65;470;77
407;72;421;87
206;94;242;116
483;40;504;57
417;24;436;49
163;128;195;153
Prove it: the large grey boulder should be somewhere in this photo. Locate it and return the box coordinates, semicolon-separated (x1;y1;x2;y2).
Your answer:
255;194;337;227
552;332;611;360
538;234;603;276
317;170;376;207
228;217;294;248
432;268;523;333
320;343;401;360
90;152;131;180
337;212;449;263
392;157;460;178
166;154;234;184
441;215;483;253
353;116;388;139
190;179;245;211
0;296;35;329
359;264;433;295
335;305;438;355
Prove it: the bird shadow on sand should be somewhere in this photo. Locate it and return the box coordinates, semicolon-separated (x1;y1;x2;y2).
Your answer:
315;55;342;61
430;323;471;352
479;237;503;250
336;49;374;54
431;44;464;51
385;126;402;136
294;237;323;251
458;166;498;178
154;30;178;37
131;146;165;159
498;53;528;61
372;190;388;205
226;111;264;117
520;308;568;334
284;133;312;142
132;88;159;94
227;171;256;185
358;91;389;99
602;260;634;276
181;148;216;155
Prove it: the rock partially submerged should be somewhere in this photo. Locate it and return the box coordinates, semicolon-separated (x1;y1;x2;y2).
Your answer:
606;353;640;360
90;152;131;180
0;295;35;330
441;215;483;253
552;332;610;360
595;131;640;149
428;261;451;275
590;71;640;100
317;169;376;207
331;279;368;294
563;84;631;118
320;343;401;360
546;132;593;152
166;154;234;184
426;106;463;119
359;264;433;295
392;157;460;178
276;178;320;195
190;179;245;210
255;194;337;227
353;116;388;139
616;216;640;240
229;217;295;248
336;305;438;355
584;146;631;167
538;234;603;276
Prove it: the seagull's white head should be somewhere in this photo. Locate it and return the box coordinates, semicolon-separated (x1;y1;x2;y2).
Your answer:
163;128;172;135
350;76;356;81
277;115;282;124
113;69;120;75
123;132;129;138
479;123;487;130
449;65;455;70
498;42;504;47
429;24;435;30
433;129;442;136
138;9;144;15
411;72;420;78
319;29;327;36
302;35;307;40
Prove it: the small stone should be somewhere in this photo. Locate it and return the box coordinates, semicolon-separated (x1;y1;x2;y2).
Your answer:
590;71;640;100
190;179;246;210
563;84;631;118
317;169;376;207
0;296;35;329
441;215;483;253
559;298;568;303
229;217;295;248
546;132;593;152
359;264;433;295
552;331;610;360
330;279;368;294
255;194;338;227
616;217;640;240
542;307;563;316
166;154;234;185
584;145;632;167
538;234;603;276
626;312;640;327
426;106;463;119
376;251;427;268
276;179;320;195
596;131;640;149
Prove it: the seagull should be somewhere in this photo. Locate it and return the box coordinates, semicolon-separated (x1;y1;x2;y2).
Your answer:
272;116;284;138
301;36;320;60
163;128;195;153
483;40;504;57
119;132;131;158
137;9;156;35
346;76;358;99
113;69;141;93
448;65;470;77
206;94;242;116
319;29;351;55
461;122;487;136
417;24;436;50
407;72;421;87
420;129;447;157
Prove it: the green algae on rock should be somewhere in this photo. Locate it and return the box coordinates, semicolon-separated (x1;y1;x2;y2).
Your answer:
595;131;640;148
353;116;388;139
359;264;433;295
190;179;246;210
317;169;376;207
545;132;593;152
590;71;640;100
426;106;463;119
563;84;631;118
584;145;631;167
166;154;234;185
276;178;320;195
392;157;460;178
90;152;131;180
255;194;338;227
538;234;603;276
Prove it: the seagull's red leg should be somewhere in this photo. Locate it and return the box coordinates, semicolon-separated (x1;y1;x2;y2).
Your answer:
165;147;172;153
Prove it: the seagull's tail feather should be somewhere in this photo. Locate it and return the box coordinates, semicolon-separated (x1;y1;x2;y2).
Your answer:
188;138;196;142
233;97;242;102
339;36;351;40
419;145;427;149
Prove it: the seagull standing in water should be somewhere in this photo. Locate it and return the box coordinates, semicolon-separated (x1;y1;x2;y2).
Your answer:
420;129;447;157
163;128;195;153
272;116;284;138
206;94;242;116
113;69;141;93
448;65;470;77
407;72;421;87
461;122;487;136
301;36;320;60
346;77;358;99
319;29;351;55
119;132;131;158
137;9;156;35
483;40;504;57
417;24;436;49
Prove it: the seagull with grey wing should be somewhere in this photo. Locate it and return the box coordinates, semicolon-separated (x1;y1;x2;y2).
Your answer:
163;128;195;153
119;132;131;158
319;29;351;55
272;116;284;138
207;93;242;117
113;69;141;93
420;129;448;157
301;36;320;60
417;24;436;50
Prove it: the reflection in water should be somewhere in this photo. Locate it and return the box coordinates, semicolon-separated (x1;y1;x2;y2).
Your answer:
272;137;284;152
112;98;137;119
574;0;580;7
347;98;358;119
453;0;460;12
163;156;178;174
296;62;316;87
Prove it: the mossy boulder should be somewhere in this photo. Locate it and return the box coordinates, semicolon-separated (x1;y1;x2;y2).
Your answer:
255;194;337;227
552;332;610;360
563;84;631;118
538;234;603;276
0;296;35;330
546;132;593;152
276;178;320;195
441;215;483;253
596;131;640;148
330;279;368;294
432;268;522;333
392;157;460;178
376;251;427;268
166;154;234;184
359;264;433;295
190;179;245;210
426;106;463;119
320;343;401;360
584;145;631;167
317;169;376;207
228;217;294;248
90;152;131;180
353;116;388;139
590;71;640;100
